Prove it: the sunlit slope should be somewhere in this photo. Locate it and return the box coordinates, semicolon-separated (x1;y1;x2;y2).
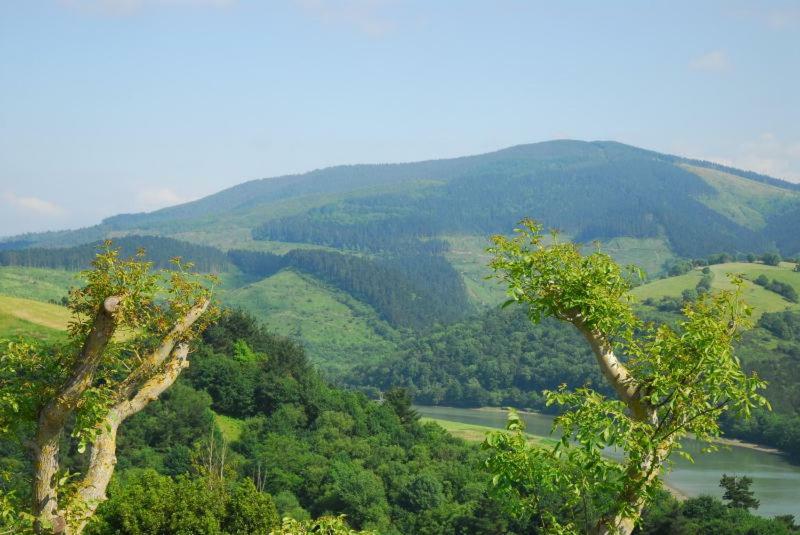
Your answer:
684;164;800;230
0;294;70;342
632;262;800;318
219;269;399;374
0;264;400;374
0;267;76;303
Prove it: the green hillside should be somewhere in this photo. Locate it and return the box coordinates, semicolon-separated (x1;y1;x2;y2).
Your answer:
0;294;70;342
6;141;800;260
683;164;800;230
4;140;800;378
220;269;399;374
633;261;800;319
0;262;403;375
0;266;76;303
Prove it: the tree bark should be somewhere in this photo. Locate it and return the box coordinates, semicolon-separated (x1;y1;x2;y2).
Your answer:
33;297;121;533
31;298;209;535
69;344;191;534
570;318;662;535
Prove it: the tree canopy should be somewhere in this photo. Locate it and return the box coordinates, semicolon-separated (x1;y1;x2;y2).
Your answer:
482;219;769;535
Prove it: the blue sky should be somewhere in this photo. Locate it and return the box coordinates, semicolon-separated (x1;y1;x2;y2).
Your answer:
1;0;799;236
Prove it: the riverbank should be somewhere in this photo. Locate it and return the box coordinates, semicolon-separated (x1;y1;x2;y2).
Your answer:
416;390;800;518
470;406;784;455
420;413;687;501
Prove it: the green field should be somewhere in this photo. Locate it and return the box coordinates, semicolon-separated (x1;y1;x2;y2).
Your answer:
443;234;506;308
220;269;399;374
597;237;675;278
0;294;70;342
421;417;555;447
213;413;245;443
633;262;800;319
0;266;76;303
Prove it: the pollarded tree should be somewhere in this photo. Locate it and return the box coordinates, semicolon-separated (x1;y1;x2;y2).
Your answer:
483;220;769;535
0;244;216;534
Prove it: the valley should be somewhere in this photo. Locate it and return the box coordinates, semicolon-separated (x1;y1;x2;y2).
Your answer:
2;141;800;532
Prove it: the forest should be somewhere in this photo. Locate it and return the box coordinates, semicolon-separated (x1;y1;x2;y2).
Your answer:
2;233;800;534
250;156;781;259
3;309;794;534
0;236;232;273
229;248;472;330
352;305;800;461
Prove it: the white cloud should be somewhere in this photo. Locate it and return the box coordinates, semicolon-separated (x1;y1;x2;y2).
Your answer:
136;187;191;209
689;50;731;73
2;192;65;216
58;0;236;16
293;0;396;37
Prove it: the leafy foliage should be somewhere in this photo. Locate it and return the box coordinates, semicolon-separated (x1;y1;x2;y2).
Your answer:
638;492;797;535
0;243;217;533
720;474;760;511
481;219;769;533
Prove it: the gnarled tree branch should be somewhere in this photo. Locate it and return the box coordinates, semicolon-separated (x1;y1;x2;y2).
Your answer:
33;296;122;533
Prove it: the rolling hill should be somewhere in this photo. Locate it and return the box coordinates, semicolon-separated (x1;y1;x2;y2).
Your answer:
3;140;800;374
0;294;69;343
633;261;800;319
4;141;800;258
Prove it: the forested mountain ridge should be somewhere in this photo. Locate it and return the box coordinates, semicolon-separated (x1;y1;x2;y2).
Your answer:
4;140;800;259
3;140;800;375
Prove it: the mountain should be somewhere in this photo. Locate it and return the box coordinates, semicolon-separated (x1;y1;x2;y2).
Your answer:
5;140;800;259
3;140;800;372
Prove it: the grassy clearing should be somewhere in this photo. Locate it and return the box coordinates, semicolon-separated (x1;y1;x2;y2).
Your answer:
0;267;77;303
443;234;506;308
682;164;800;230
0;294;70;342
596;237;675;278
445;234;679;310
632;262;800;319
0;312;65;343
214;413;244;443
421;417;556;447
0;295;71;331
219;269;399;375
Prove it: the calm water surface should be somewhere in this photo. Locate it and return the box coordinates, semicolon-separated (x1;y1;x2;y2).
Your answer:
416;405;800;519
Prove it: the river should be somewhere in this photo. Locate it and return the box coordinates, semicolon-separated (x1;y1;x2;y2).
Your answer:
416;405;800;519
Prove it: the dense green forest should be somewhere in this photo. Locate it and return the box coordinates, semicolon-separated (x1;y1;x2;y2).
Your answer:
3;310;793;534
0;236;232;272
352;304;800;460
229;249;471;329
251;157;778;259
0;310;523;533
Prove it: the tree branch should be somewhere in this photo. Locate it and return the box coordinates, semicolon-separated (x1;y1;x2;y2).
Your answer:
32;296;121;532
115;299;209;402
572;319;650;421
